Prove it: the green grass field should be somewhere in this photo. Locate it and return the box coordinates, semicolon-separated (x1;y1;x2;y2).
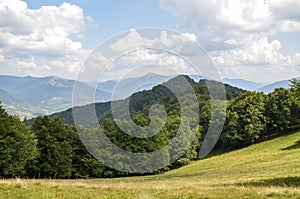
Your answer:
1;131;299;199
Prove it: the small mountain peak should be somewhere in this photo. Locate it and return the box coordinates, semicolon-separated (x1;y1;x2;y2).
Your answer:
47;76;67;88
144;72;157;77
48;75;61;80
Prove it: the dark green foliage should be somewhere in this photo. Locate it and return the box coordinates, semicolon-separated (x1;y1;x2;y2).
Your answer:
265;88;296;133
290;78;300;96
101;117;170;153
200;100;227;134
289;79;300;129
223;92;266;147
0;103;37;177
263;80;300;134
194;80;245;101
222;83;300;148
30;116;75;178
29;116;107;178
71;128;106;178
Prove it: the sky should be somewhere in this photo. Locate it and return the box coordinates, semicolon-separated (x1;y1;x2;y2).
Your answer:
0;0;300;83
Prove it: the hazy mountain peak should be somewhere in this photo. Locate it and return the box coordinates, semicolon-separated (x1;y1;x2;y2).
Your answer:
47;76;68;88
135;72;170;79
145;72;156;76
257;76;300;93
222;78;266;91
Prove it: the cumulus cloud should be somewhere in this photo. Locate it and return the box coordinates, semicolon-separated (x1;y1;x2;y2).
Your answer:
209;34;300;81
212;37;289;66
161;0;300;38
161;0;300;81
79;29;211;82
0;0;91;78
108;30;204;74
110;29;199;56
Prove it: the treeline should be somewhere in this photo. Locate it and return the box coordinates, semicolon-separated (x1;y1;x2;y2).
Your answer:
0;77;299;178
223;79;300;147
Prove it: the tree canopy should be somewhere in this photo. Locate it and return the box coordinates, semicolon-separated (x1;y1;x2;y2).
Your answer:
0;103;37;177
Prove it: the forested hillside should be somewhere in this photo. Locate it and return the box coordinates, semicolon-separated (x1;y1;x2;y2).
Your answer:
49;76;245;124
0;76;299;178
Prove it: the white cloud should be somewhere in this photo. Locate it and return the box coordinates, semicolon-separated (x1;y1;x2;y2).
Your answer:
116;49;190;71
210;36;300;81
161;0;300;81
212;37;289;66
94;49;194;82
109;30;205;74
110;29;155;53
270;0;300;21
276;20;300;32
161;0;300;37
111;29;200;56
85;15;99;29
78;29;209;82
0;0;91;78
161;0;273;39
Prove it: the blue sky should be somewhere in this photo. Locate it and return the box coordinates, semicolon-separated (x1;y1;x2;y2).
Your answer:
26;0;178;49
0;0;300;82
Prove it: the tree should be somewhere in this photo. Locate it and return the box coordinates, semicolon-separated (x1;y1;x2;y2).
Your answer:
71;127;106;178
289;79;300;129
223;92;266;147
0;103;37;177
265;88;296;134
31;116;75;178
290;78;300;96
200;100;227;134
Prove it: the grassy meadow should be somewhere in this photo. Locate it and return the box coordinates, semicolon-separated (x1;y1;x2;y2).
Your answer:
0;131;299;199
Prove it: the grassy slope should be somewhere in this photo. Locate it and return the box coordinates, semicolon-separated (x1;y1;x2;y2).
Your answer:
0;131;299;199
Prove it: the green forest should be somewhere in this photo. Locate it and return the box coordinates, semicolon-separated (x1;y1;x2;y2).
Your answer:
1;76;300;179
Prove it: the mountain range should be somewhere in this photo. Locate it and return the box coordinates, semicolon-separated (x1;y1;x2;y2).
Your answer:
0;73;297;118
257;77;300;93
0;75;110;118
49;75;246;125
94;72;176;98
222;78;266;91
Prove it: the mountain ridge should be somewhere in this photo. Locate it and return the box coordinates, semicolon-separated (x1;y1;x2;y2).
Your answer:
1;73;297;118
256;77;300;93
0;75;111;118
48;75;246;125
223;78;266;91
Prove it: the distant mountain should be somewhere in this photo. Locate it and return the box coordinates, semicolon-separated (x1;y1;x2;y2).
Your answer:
0;75;111;117
1;73;191;118
0;88;46;118
257;77;300;93
93;73;174;98
95;80;117;94
189;75;203;82
192;76;266;91
222;78;266;91
0;88;26;105
93;73;206;98
49;76;246;125
3;72;295;118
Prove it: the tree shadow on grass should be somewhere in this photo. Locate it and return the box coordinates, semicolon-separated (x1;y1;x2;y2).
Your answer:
282;140;300;150
238;176;300;187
